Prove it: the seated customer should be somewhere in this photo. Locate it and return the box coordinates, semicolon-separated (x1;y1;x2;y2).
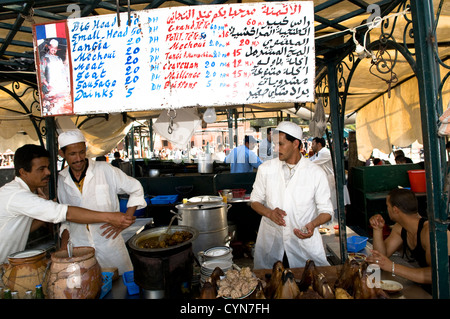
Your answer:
394;155;408;164
394;150;413;163
111;151;124;168
367;188;450;285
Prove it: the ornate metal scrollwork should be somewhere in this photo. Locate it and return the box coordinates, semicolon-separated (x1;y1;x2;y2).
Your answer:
368;40;399;98
315;73;329;110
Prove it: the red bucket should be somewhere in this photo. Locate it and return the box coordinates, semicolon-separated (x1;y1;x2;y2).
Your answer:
408;170;426;193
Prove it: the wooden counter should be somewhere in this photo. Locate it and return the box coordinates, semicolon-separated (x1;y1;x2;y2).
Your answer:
252;264;431;299
253;265;342;288
248;222;432;299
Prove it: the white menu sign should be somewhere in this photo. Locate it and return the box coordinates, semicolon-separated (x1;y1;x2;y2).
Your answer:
33;1;315;116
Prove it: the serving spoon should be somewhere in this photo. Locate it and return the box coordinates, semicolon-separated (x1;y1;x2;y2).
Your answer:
158;212;179;242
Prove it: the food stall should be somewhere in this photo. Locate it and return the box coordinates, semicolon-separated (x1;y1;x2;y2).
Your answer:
0;0;448;299
99;220;432;299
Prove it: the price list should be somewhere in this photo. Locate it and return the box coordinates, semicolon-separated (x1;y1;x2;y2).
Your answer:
60;1;314;114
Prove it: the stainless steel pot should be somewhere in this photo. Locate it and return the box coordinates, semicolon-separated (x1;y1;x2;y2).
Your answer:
197;153;213;174
176;203;231;255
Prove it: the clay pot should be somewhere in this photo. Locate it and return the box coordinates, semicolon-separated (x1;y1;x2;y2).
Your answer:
2;249;49;298
45;246;102;299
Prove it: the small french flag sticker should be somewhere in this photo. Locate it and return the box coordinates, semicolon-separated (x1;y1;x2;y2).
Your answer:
35;22;66;45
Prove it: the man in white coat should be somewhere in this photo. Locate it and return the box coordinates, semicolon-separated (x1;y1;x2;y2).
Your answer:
0;144;135;264
310;137;337;212
57;130;147;275
310;137;350;219
250;122;334;270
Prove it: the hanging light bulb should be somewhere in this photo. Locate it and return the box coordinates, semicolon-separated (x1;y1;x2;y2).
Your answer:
354;43;368;59
203;107;216;124
351;28;377;62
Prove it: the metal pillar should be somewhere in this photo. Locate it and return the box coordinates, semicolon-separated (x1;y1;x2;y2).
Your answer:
326;61;348;262
149;119;154;153
234;108;238;145
410;0;449;299
45;117;58;200
45;117;59;249
227;109;234;149
129;125;136;177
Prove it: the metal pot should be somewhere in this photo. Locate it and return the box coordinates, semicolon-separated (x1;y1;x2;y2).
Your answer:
197;153;213;174
126;225;198;298
127;225;198;253
176;203;231;255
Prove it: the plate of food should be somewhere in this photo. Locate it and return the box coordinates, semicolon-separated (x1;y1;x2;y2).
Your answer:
217;267;259;299
380;280;403;293
319;227;329;234
348;252;366;262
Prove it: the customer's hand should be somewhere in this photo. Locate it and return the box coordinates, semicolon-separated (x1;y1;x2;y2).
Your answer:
366;249;391;272
369;214;385;231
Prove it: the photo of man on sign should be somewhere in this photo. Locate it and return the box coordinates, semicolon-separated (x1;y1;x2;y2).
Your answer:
34;22;73;116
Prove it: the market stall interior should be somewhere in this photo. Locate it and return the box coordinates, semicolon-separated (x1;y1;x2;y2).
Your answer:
0;0;449;299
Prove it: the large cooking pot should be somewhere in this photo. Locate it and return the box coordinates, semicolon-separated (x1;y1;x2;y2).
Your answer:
176;202;231;256
127;225;199;254
127;225;198;298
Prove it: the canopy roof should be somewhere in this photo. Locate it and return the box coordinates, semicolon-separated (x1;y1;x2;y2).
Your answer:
0;0;449;159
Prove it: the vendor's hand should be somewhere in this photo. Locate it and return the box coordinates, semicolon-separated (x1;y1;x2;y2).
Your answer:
100;224;123;239
268;207;286;227
369;214;385;230
293;221;314;239
108;213;136;230
366;249;391;272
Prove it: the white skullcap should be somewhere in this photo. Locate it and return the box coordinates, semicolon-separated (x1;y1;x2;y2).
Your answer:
58;129;86;148
276;121;303;140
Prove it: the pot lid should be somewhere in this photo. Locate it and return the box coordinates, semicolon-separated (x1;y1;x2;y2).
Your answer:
186;195;223;205
8;249;45;259
176;202;227;210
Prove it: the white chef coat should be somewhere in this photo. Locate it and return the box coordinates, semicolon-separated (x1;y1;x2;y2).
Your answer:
310;147;351;213
309;147;337;211
58;159;147;275
0;177;68;263
41;53;70;96
250;156;333;270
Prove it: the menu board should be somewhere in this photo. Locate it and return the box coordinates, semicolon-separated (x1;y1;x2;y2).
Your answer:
33;1;315;116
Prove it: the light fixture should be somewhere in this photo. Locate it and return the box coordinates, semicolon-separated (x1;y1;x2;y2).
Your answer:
351;28;377;62
203;107;216;124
